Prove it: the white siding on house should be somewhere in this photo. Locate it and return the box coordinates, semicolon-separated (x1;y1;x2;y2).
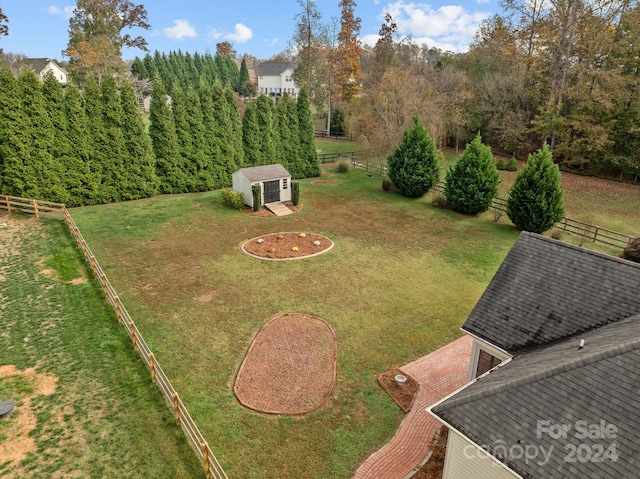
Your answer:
41;62;68;84
443;431;522;479
257;68;298;97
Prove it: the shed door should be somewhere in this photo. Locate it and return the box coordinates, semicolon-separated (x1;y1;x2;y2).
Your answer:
263;180;280;203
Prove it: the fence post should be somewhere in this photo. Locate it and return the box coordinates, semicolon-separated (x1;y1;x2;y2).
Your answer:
173;392;181;426
593;227;599;243
129;320;138;350
115;296;122;323
33;199;39;219
562;218;568;233
149;353;156;383
101;273;109;299
5;195;10;213
203;443;211;479
91;255;98;278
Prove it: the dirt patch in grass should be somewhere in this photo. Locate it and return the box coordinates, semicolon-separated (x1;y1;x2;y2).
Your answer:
378;368;419;412
242;232;334;260
0;365;58;465
234;312;337;415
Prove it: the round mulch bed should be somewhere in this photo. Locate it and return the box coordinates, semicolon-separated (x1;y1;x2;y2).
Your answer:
234;312;338;415
241;232;334;260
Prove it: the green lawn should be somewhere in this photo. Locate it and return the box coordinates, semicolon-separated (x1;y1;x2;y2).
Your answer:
0;214;202;478
70;167;523;478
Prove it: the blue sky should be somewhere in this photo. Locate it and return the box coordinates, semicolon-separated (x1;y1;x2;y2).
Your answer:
0;0;499;61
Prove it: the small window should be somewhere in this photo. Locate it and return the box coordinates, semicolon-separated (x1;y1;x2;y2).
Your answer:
283;178;288;189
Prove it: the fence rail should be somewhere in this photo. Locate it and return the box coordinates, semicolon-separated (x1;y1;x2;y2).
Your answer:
314;130;357;142
1;194;65;218
63;208;228;478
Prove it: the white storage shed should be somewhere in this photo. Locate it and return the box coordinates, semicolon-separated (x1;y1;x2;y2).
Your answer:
232;164;292;208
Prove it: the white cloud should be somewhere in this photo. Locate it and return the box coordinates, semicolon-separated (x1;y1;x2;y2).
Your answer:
225;23;253;43
48;5;74;19
381;1;490;52
269;37;279;46
163;19;197;40
206;28;222;42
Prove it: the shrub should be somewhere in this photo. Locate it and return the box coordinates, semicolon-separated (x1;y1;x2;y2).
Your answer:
507;144;565;233
445;134;500;215
336;158;351;173
330;106;347;134
387;115;440;198
492;208;504;223
622;237;640;263
221;189;245;211
251;184;261;212
291;181;300;206
381;177;392;191
506;158;518;171
551;229;564;240
496;158;507;170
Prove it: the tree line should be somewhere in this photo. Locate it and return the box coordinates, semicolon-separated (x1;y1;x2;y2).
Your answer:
290;0;640;179
0;67;319;206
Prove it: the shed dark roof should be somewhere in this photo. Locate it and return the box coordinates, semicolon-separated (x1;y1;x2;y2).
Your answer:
433;315;640;479
462;232;640;353
256;62;294;76
236;164;291;182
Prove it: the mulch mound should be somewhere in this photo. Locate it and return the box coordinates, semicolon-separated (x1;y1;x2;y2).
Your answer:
410;426;449;479
242;232;334;260
378;368;419;412
234;312;338;415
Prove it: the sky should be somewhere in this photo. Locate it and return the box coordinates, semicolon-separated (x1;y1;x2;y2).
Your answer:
0;0;500;62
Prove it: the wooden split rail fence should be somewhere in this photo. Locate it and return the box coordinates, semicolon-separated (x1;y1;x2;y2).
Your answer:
1;194;227;479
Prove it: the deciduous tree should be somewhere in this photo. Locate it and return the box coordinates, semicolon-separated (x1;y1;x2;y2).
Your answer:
65;0;150;81
0;7;8;37
335;0;363;102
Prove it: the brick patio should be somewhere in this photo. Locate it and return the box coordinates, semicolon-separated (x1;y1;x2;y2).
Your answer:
353;335;473;479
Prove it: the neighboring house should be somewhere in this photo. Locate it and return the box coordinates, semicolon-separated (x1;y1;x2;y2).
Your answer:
11;58;69;84
428;232;640;479
232;164;292;208
256;62;298;98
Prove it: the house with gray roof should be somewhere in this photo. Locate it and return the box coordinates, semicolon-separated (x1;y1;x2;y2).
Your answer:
428;232;640;479
256;62;298;98
11;58;68;84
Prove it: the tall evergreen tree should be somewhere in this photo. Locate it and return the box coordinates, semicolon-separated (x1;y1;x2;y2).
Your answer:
63;84;102;204
275;95;302;176
242;99;261;167
170;81;197;191
42;73;91;205
507;144;565;233
224;87;245;170
387;115;440;198
445;134;500;215
18;71;64;202
296;86;321;176
190;82;215;190
100;75;126;202
211;80;241;187
255;95;277;165
83;75;107;203
0;68;29;197
149;77;187;193
120;80;160;199
238;57;250;91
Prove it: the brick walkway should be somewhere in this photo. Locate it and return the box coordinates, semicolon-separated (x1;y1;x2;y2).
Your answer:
353;335;473;479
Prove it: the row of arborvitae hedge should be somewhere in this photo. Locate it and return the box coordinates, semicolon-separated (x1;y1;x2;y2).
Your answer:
385;116;565;234
0;67;320;207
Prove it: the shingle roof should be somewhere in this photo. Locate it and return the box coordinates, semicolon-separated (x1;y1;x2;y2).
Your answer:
462;232;640;353
256;62;294;76
432;315;640;479
236;164;291;182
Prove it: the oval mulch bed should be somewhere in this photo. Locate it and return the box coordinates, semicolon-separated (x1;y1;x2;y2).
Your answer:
233;312;338;415
241;232;334;260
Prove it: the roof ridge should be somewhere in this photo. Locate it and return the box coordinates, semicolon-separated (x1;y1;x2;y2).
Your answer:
438;330;640;411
